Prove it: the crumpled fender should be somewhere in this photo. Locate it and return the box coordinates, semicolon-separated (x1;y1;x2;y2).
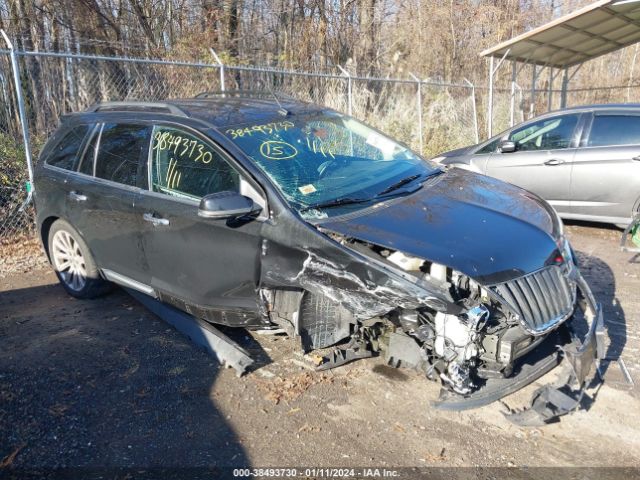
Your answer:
258;214;457;320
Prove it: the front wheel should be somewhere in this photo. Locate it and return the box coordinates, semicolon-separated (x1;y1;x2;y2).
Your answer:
48;219;111;299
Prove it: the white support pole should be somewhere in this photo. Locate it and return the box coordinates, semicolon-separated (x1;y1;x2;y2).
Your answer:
531;64;537;118
409;72;423;153
209;48;225;92
560;67;568;108
510;61;516;127
488;56;494;137
464;78;479;144
1;29;34;204
337;65;352;116
548;66;554;111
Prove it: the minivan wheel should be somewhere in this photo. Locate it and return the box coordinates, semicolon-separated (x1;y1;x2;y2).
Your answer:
48;219;111;299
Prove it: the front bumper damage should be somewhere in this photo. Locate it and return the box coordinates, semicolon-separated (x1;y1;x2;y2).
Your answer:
435;269;606;426
261;216;606;425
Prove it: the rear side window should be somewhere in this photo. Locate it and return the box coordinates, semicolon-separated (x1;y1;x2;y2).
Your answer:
150;126;239;199
588;115;640;147
95;123;151;187
45;125;90;170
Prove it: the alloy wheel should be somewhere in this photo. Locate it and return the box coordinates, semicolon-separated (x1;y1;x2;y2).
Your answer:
51;230;87;291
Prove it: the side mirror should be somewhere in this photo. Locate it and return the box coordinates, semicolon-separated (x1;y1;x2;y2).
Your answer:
499;140;517;153
198;191;262;219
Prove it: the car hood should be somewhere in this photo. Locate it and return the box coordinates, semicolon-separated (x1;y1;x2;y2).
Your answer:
319;169;562;285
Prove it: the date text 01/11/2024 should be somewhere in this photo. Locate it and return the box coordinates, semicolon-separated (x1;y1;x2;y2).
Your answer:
232;468;401;478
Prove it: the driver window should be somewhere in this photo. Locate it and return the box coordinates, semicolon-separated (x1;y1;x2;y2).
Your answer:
508;114;579;151
150;126;239;200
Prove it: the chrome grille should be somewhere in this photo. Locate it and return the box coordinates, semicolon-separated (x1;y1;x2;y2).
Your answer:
489;266;576;334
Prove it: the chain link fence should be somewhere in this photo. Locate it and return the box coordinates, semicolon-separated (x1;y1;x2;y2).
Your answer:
0;45;479;245
0;49;34;245
487;81;640;135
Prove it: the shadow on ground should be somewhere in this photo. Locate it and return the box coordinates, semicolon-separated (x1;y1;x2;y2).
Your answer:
0;283;250;477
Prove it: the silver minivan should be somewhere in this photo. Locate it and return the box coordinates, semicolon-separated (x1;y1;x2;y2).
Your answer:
434;104;640;227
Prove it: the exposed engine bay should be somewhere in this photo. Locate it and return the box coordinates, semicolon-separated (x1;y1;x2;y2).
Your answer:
261;234;606;426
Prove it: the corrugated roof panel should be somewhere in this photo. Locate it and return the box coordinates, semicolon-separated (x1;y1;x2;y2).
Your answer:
605;24;638;40
481;0;640;68
617;30;640;44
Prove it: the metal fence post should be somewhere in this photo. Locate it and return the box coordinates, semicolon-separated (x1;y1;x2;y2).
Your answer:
464;78;479;144
1;29;34;203
408;72;423;153
336;65;352;115
486;49;510;138
209;48;225;92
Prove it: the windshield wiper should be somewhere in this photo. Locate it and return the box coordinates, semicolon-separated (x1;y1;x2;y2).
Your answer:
299;196;373;212
300;171;443;213
376;174;421;196
375;170;443;197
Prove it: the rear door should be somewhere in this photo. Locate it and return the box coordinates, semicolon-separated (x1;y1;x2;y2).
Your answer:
37;123;92;222
569;111;640;222
135;124;264;314
484;113;582;214
64;122;152;286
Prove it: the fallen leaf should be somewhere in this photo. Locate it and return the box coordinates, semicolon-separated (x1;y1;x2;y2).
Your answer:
0;444;25;468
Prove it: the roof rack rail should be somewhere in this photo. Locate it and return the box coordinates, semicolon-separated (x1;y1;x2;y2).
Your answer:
86;101;188;117
195;90;296;101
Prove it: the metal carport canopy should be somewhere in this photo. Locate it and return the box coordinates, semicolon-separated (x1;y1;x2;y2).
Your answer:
480;0;640;136
481;0;640;68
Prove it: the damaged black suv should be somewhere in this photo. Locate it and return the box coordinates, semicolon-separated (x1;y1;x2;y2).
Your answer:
34;92;605;424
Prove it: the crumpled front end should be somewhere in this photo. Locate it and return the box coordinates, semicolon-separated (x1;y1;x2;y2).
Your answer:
259;208;605;425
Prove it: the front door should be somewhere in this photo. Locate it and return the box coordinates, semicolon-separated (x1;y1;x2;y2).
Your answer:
484;113;581;215
65;122;151;285
135;125;264;313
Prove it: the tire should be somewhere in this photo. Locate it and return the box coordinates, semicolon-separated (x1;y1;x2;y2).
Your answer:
299;291;354;351
48;219;111;299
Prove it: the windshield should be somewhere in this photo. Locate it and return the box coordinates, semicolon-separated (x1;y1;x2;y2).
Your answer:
222;111;440;219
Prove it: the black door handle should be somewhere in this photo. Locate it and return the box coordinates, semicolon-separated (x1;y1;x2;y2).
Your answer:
544;158;565;166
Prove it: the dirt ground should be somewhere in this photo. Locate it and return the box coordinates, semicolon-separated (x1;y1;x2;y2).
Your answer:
1;222;639;476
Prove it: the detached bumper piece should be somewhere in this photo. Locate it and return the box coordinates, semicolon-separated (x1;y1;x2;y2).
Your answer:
127;289;254;376
503;272;606;426
434;270;606;426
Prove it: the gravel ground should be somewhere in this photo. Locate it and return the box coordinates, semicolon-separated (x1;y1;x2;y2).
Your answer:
0;222;639;477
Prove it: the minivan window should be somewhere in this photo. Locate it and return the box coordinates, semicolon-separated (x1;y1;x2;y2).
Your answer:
95;123;151;187
588;114;640;147
150;126;239;200
508;114;579;151
45;125;90;170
